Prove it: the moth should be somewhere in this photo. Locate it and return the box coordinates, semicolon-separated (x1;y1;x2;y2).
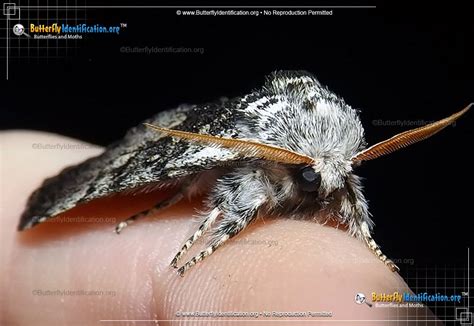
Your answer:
18;71;470;276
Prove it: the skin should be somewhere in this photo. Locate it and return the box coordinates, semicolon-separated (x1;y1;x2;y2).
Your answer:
0;131;441;325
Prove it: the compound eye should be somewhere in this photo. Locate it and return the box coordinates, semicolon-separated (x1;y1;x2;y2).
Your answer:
298;166;321;192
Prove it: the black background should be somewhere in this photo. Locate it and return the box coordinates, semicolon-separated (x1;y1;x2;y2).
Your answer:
2;1;473;295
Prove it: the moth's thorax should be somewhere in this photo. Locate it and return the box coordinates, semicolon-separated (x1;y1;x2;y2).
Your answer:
237;71;367;164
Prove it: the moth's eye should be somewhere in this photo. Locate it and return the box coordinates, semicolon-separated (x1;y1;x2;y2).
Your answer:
298;166;321;192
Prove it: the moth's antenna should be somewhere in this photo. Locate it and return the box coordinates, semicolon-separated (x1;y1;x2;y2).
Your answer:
352;103;472;162
144;123;315;165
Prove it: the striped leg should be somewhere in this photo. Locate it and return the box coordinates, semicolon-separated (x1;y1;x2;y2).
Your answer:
177;204;263;276
169;207;221;268
361;221;400;272
176;233;230;277
115;192;184;234
174;167;268;276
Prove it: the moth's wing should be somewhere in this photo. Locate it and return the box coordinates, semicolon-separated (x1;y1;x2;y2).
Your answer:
19;102;244;230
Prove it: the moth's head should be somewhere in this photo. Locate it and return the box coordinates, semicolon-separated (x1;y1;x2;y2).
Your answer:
294;155;352;198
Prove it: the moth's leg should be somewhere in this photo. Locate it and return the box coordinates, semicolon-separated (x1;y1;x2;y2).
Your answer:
176;207;262;276
343;175;399;272
176;169;269;276
115;191;184;234
360;221;400;272
169;207;221;268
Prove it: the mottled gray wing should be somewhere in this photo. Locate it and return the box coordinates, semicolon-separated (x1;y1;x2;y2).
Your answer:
19;101;244;230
